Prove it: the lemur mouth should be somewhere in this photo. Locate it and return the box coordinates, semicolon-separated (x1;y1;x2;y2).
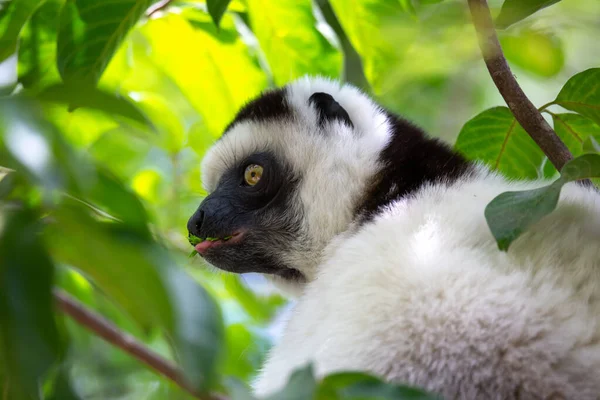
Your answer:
189;231;245;256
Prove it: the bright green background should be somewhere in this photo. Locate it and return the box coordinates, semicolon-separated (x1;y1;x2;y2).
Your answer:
0;0;599;398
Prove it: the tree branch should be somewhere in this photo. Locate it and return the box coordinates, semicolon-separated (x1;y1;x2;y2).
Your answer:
467;0;573;171
54;290;227;400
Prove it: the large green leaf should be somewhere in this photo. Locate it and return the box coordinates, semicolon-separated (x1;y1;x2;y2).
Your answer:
37;83;153;128
455;107;546;179
0;0;44;62
317;372;439;400
246;0;342;86
0;208;63;400
329;0;409;93
162;263;225;391
18;0;62;90
207;0;231;28
140;11;267;135
47;206;172;331
265;364;317;400
57;0;153;85
486;153;600;250
500;30;564;77
552;113;600;156
554;68;600;126
495;0;562;29
48;206;224;391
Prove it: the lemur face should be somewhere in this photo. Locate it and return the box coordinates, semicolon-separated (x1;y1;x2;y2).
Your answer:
187;77;392;284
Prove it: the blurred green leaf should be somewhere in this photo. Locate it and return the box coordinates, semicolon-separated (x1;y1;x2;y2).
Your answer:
496;0;562;29
37;84;154;129
45;366;83;400
500;30;564;77
0;208;63;400
0;0;44;62
329;0;410;93
247;0;342;85
317;372;439;400
583;136;600;153
486;153;600;250
207;0;231;28
141;11;267;135
57;0;153;85
554;68;600;126
265;364;317;400
223;377;256;400
223;275;286;325
455;107;545;179
162;263;225;392
18;0;62;90
47;205;173;330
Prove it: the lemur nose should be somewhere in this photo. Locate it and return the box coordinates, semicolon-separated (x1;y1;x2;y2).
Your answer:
187;209;205;237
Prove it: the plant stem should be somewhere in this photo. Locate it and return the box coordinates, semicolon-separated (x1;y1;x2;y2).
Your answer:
467;0;573;171
54;290;228;400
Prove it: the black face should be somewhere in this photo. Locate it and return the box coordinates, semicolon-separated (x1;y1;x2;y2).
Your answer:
187;152;304;280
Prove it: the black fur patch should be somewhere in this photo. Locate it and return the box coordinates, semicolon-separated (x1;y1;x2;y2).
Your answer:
309;92;354;129
357;111;474;223
224;88;291;133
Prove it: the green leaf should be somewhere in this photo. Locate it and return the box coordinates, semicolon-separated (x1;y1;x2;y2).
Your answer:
18;0;62;90
46;205;173;331
223;274;286;324
85;167;151;234
329;0;411;93
318;372;439;400
554;68;600;126
0;208;63;400
560;153;600;181
36;84;154;128
547;113;600;169
141;12;267;135
0;0;44;62
207;0;231;28
265;364;317;400
455;107;546;179
500;30;564;77
495;0;562;29
485;182;563;251
485;153;600;250
47;206;225;391
57;0;154;86
162;262;225;391
247;0;342;86
583;136;600;154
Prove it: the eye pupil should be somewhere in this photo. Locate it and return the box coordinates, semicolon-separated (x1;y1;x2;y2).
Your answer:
244;164;263;186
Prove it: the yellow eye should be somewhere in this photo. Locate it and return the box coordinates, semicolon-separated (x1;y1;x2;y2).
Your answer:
244;164;263;186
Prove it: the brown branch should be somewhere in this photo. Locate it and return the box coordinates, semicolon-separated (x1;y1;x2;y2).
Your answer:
53;290;228;400
467;0;573;171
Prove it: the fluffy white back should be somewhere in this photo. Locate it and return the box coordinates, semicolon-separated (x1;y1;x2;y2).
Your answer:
253;170;600;399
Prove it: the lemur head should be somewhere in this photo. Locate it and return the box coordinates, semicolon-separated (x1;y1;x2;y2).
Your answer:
187;76;471;292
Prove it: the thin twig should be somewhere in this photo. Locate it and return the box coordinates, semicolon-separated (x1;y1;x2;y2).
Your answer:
54;290;228;400
146;0;174;18
467;0;573;171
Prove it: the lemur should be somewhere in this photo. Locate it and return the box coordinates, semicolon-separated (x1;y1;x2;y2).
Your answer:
187;77;600;399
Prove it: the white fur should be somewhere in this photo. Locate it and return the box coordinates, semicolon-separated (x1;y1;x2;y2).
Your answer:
201;76;600;398
201;77;392;283
254;172;600;399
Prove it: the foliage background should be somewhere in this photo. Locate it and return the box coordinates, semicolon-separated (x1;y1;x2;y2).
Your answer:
0;0;599;399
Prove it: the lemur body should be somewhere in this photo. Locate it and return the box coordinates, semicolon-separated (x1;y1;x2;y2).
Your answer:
188;77;600;399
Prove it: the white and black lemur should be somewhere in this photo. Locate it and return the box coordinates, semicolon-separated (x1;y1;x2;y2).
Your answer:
187;76;600;399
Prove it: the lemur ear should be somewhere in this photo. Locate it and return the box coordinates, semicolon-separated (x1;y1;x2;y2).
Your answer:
308;92;354;129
